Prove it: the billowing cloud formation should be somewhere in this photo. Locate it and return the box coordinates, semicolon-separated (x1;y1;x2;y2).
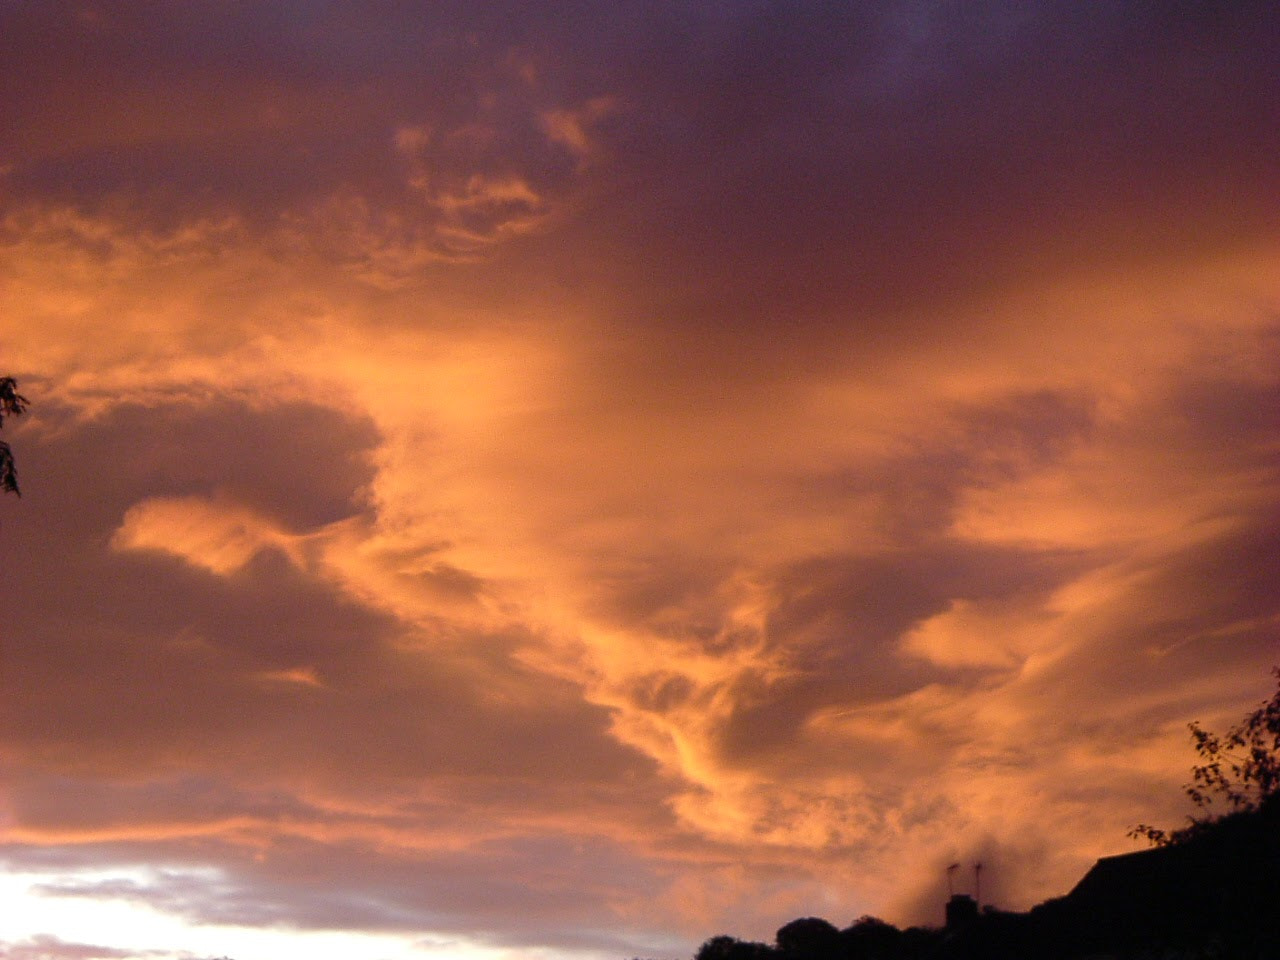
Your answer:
2;2;1279;958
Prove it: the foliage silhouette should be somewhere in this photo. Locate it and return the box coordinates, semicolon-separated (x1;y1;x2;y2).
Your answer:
695;934;777;960
1131;666;1280;846
775;917;841;959
839;915;904;959
0;376;28;495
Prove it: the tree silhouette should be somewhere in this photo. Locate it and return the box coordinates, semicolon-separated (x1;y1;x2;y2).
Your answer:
839;916;903;959
0;376;28;495
775;917;841;959
695;934;777;960
1132;666;1280;845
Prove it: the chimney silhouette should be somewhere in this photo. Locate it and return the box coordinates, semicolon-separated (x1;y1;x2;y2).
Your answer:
944;861;987;930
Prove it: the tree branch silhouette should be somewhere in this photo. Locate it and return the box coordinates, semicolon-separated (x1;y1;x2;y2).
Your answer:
1131;666;1280;846
0;376;28;495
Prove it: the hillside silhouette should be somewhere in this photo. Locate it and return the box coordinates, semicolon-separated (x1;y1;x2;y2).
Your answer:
678;669;1280;960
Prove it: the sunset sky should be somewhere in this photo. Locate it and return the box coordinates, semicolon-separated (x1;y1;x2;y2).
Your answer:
2;3;1279;959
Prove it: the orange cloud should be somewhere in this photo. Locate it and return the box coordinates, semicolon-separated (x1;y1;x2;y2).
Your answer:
113;496;297;575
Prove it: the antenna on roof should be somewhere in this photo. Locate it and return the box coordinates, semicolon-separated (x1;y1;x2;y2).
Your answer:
974;862;983;908
946;862;959;898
